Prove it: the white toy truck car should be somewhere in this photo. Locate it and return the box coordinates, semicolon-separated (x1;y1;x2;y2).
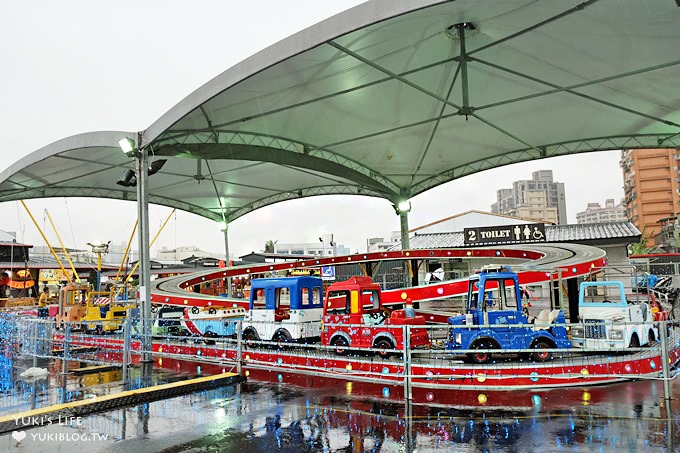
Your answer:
571;281;658;349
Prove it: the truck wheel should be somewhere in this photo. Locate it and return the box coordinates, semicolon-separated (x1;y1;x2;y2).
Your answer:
374;338;395;359
178;329;191;343
244;330;259;348
647;329;657;345
272;331;291;349
332;337;349;356
95;325;104;335
204;331;218;345
468;341;492;364
531;339;552;362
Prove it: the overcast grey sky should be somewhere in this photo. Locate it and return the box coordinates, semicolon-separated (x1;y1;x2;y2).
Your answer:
0;1;624;259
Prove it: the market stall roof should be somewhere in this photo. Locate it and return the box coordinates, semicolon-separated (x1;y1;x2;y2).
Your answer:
1;0;679;223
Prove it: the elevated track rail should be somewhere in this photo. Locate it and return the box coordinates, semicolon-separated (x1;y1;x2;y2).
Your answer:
150;244;607;309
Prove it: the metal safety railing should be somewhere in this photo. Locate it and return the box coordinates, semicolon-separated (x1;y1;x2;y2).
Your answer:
5;314;680;401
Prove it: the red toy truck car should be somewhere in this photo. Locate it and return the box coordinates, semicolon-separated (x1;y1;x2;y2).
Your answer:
320;276;430;357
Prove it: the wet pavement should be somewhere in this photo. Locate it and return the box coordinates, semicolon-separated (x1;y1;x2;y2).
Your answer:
0;353;678;452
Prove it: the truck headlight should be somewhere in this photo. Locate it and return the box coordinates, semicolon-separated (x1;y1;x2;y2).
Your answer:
609;329;624;340
571;326;583;338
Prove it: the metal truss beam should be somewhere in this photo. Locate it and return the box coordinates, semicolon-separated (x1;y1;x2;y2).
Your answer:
224;184;384;222
153;134;400;196
410;134;680;195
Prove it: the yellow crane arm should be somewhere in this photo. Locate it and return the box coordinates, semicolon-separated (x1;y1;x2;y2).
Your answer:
114;220;138;284
20;200;72;284
115;209;176;298
45;209;81;283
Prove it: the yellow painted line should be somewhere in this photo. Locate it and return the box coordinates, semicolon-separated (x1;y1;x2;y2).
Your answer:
0;372;239;424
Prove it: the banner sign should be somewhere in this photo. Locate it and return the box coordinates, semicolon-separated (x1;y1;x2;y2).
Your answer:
39;268;74;283
464;223;546;246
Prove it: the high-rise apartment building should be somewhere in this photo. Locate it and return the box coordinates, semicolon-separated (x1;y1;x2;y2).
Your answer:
491;170;567;224
620;149;680;246
576;199;627;224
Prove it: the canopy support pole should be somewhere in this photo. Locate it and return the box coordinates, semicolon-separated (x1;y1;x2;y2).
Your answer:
400;210;410;287
135;132;152;363
223;226;232;296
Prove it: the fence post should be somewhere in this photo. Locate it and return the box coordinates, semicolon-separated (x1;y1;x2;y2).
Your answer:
236;320;243;375
62;323;71;376
659;320;671;401
122;317;131;382
405;394;414;451
403;325;411;401
32;321;38;368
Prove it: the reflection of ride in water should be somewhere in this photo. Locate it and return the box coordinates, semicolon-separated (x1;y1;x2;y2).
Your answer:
244;367;672;452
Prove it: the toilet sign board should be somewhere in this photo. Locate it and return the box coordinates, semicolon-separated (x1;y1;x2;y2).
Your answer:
464;223;546;246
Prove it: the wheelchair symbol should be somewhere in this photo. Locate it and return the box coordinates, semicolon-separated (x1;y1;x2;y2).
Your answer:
532;226;544;240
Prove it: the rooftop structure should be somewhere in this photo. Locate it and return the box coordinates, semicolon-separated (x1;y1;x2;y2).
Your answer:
576;199;627;224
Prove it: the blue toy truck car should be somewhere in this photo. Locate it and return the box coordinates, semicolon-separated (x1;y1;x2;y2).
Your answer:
243;276;324;345
446;265;571;363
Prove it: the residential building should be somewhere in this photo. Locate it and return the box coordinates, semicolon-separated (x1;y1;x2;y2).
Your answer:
652;215;680;252
366;231;401;252
576;199;627;224
274;236;350;257
156;245;224;263
0;230;16;242
491;170;567;224
620;149;680;246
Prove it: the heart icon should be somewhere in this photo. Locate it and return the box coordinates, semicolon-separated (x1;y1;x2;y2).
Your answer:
12;431;26;442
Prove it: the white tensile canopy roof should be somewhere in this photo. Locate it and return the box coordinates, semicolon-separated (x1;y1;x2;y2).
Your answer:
1;0;679;223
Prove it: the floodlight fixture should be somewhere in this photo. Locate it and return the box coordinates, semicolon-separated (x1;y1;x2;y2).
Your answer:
397;200;412;214
115;159;165;188
118;137;136;155
148;159;167;175
87;240;110;254
116;169;137;187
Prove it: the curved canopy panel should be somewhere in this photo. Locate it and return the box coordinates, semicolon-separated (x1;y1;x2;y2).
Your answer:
2;0;679;222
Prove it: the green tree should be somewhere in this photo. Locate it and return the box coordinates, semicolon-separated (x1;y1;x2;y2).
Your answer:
264;240;276;253
629;226;656;255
